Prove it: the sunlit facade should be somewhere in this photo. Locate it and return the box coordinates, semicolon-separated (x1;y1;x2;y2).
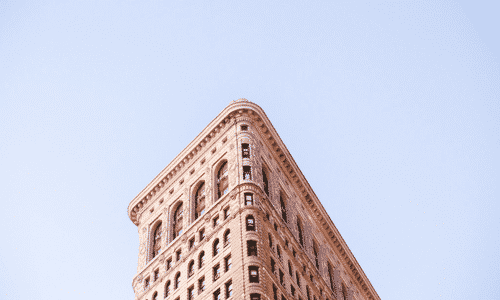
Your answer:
127;99;379;300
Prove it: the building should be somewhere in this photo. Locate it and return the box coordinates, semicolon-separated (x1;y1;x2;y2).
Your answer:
127;99;380;300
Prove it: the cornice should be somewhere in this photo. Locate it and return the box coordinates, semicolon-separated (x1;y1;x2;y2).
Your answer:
127;98;379;300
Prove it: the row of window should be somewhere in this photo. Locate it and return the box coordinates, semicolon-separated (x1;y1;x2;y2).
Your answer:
150;197;232;262
150;278;233;300
162;253;232;298
145;228;233;293
150;163;260;262
145;249;262;300
268;231;349;300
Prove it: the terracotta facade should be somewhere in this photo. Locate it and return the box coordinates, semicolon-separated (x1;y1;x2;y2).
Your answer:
127;99;380;300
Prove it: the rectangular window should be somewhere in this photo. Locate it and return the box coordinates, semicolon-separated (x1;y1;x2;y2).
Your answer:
271;258;276;274
288;261;293;276
154;269;159;281
242;143;250;158
225;280;233;298
144;277;150;291
249;266;259;283
247;240;257;256
273;284;278;300
188;285;195;300
213;216;220;227
296;272;300;287
241;125;248;131
225;254;232;272
176;250;182;262
213;288;221;300
279;269;285;286
246;216;255;231
291;285;296;296
224;207;230;220
189;237;195;250
245;193;254;205
250;294;261;300
243;166;252;180
198;277;205;294
199;229;205;241
213;264;221;281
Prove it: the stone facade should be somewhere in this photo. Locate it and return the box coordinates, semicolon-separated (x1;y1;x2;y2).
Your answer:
127;99;380;300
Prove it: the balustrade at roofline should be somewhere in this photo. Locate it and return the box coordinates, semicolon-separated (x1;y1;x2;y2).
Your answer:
128;99;380;300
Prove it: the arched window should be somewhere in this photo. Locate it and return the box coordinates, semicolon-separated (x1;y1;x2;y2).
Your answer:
268;233;273;248
297;218;304;247
188;260;195;277
224;229;230;246
277;245;282;261
174;272;181;289
152;291;158;300
262;167;269;196
313;240;319;269
246;215;255;231
328;263;334;292
194;182;206;220
217;161;229;199
213;238;220;256
199;251;205;268
280;192;287;223
173;202;183;239
164;280;171;297
342;283;347;300
151;221;162;259
306;286;311;300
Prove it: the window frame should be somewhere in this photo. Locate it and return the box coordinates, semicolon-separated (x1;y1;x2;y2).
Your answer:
217;160;229;199
213;263;221;281
246;215;256;231
247;240;258;256
249;266;259;283
225;254;232;272
242;143;250;158
225;280;233;298
174;272;181;289
244;193;254;205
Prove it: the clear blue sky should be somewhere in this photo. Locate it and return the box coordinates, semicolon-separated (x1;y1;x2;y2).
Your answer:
1;1;499;299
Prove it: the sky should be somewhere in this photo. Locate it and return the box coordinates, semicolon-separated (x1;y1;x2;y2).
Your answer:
1;1;499;299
